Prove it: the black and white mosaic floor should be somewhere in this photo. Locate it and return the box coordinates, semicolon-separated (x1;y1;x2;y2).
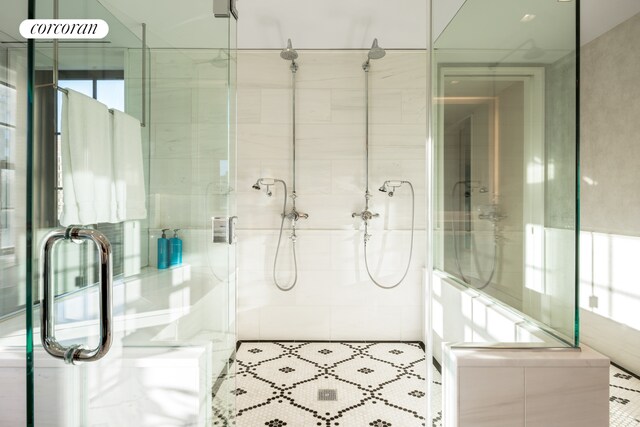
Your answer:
212;342;640;427
610;365;640;426
212;342;431;426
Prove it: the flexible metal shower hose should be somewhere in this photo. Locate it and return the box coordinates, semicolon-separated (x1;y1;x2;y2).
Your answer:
364;181;415;289
451;181;496;290
273;180;298;292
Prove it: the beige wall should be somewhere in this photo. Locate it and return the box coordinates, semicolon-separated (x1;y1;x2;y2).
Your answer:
580;12;640;374
581;13;640;235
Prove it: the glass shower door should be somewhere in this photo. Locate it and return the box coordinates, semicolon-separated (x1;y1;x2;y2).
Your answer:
17;0;237;426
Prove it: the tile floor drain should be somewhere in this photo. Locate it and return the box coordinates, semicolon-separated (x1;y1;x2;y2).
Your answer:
318;389;337;401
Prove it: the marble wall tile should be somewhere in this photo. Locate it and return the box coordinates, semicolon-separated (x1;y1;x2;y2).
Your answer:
259;305;332;340
368;52;428;90
294;51;364;90
329;306;371;340
237;50;427;340
402;89;428;124
260;89;291;123
369;123;427;146
237;124;291;160
331;89;365;123
237;51;292;88
297;89;332;123
193;123;230;159
296;159;333;194
193;87;228;124
331;159;365;194
458;367;525;427
295;123;364;160
525;367;609;427
237;88;262;123
150;85;193;124
151;123;193;158
152;51;197;80
369;89;403;124
150;158;193;194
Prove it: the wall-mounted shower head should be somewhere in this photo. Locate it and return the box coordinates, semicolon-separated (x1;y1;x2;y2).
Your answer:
363;38;386;70
378;185;387;193
367;38;386;60
252;180;262;190
280;39;298;61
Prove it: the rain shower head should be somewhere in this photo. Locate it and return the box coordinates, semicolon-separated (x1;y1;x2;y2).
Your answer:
280;39;298;61
367;38;386;60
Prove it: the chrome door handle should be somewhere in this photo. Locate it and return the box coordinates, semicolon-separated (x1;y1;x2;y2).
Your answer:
40;226;113;364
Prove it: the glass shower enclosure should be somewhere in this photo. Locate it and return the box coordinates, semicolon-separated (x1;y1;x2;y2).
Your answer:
0;0;237;425
431;0;579;347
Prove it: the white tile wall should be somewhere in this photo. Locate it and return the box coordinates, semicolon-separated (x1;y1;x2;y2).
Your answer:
237;50;427;340
144;50;236;377
148;50;232;231
580;230;640;374
432;274;562;363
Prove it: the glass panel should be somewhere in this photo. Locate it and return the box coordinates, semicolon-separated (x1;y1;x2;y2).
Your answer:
432;0;578;346
0;2;29;423
4;0;237;425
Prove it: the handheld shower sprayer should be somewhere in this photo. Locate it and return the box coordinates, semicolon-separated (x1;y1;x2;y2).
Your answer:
379;180;406;197
252;177;307;292
252;178;276;197
359;179;415;289
450;181;498;290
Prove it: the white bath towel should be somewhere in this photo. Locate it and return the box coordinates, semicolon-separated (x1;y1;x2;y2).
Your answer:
111;109;147;221
60;89;117;226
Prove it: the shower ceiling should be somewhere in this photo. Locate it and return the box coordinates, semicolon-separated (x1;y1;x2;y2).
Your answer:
434;0;576;64
237;0;427;49
434;0;640;46
96;0;230;48
2;0;639;49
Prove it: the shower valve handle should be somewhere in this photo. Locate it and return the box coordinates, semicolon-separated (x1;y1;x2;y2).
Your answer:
283;208;309;222
352;210;379;221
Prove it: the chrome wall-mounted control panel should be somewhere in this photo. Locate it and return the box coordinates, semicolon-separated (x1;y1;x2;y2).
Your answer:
212;216;237;244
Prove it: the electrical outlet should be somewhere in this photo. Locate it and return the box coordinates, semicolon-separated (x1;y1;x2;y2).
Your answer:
589;295;599;308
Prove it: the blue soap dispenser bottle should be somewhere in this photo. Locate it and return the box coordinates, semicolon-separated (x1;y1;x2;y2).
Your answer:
157;229;170;269
169;228;182;267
